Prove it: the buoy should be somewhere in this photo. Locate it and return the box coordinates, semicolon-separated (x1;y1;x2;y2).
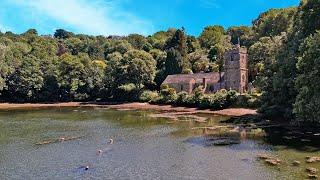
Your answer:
84;166;89;170
98;149;103;154
109;139;114;144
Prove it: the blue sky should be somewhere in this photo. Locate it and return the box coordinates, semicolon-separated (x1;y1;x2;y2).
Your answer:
0;0;299;36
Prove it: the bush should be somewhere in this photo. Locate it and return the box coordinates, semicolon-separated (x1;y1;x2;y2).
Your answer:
235;94;261;108
74;93;89;101
193;86;204;105
199;94;215;109
199;89;239;110
158;85;177;104
116;83;141;101
226;90;238;106
139;90;160;103
211;91;228;109
176;91;189;105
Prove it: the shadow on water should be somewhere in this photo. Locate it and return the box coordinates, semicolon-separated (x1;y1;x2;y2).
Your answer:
263;126;320;152
184;135;240;147
223;114;320;152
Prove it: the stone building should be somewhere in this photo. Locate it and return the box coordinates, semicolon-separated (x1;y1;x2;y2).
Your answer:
224;44;248;93
162;43;248;94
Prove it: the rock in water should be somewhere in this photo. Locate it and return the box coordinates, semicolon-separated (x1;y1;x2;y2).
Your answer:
265;159;281;166
306;167;318;174
292;161;301;166
306;156;320;163
257;154;272;160
307;174;318;179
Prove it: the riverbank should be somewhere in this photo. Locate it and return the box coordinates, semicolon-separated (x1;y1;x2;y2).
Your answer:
0;102;257;117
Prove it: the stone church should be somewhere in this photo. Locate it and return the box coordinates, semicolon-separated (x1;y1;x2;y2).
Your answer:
162;43;248;94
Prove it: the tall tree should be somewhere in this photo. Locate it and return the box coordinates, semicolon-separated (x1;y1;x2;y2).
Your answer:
198;25;225;49
164;29;190;75
227;26;254;47
294;31;320;124
7;55;44;102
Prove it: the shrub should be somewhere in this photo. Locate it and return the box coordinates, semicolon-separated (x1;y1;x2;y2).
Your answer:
139;90;160;103
185;94;196;107
211;91;227;109
199;90;238;110
193;86;204;105
158;85;177;104
116;83;141;101
199;94;215;109
74;93;89;101
226;90;238;106
176;91;189;106
235;94;261;108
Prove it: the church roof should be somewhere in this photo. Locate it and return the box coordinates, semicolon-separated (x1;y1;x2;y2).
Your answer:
163;72;224;84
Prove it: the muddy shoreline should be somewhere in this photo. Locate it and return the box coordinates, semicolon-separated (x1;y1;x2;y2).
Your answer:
0;102;257;117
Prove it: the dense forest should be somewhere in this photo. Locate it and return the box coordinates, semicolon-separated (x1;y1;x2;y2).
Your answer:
0;0;320;125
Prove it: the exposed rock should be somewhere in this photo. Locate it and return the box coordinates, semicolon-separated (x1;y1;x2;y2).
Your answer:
292;160;301;166
308;174;318;179
257;154;273;160
35;136;83;145
306;156;320;163
306;167;318;174
257;154;282;166
265;159;280;166
265;159;277;166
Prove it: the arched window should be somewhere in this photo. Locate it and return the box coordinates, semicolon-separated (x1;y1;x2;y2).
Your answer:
242;74;245;82
230;55;234;61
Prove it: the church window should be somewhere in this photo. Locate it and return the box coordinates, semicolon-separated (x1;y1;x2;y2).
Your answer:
180;85;183;91
230;55;234;61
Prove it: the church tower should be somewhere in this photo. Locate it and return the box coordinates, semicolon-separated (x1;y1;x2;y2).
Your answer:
224;41;248;94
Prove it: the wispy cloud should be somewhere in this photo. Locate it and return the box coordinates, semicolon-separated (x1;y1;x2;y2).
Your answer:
200;0;220;9
6;0;153;35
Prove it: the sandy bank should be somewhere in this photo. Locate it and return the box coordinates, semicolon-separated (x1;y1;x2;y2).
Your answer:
0;102;257;117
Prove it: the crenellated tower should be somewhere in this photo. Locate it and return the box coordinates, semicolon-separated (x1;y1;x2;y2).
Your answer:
224;42;248;94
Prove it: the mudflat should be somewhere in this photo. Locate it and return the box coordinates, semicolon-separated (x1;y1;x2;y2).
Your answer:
0;102;257;117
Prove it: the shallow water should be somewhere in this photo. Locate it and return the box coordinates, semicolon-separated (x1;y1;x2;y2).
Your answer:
0;108;319;180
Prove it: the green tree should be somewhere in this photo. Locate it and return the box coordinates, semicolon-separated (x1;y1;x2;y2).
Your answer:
298;0;320;38
252;8;296;38
127;34;148;50
123;50;156;87
65;37;85;55
294;31;320;124
54;29;74;39
199;25;225;49
7;55;44;102
227;26;254;47
57;53;88;101
164;48;184;75
164;29;190;75
105;52;125;96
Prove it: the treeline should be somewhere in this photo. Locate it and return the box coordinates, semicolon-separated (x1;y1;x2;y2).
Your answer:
0;0;320;124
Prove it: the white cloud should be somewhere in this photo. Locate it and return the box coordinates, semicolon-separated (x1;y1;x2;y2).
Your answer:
0;22;11;33
9;0;154;35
